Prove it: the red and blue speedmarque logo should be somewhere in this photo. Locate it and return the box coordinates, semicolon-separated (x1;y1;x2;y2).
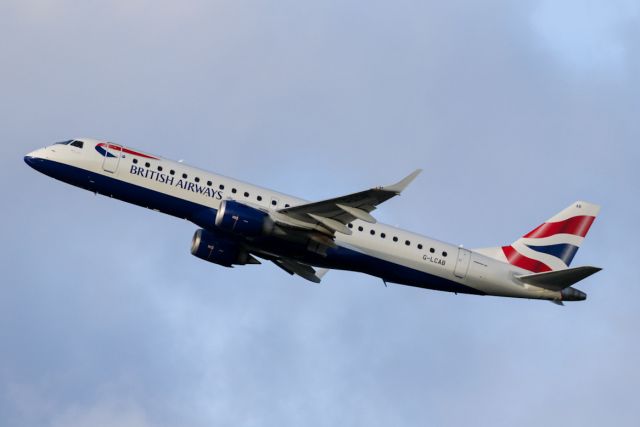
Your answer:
95;143;159;160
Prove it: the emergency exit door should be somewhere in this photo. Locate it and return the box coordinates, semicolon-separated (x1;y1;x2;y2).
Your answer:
454;248;471;279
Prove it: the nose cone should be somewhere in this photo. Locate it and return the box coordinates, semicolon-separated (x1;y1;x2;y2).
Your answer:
24;149;46;171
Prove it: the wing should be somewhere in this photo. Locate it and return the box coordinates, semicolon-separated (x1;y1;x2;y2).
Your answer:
272;169;422;236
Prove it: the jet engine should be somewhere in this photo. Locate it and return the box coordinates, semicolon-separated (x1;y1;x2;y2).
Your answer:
214;200;275;236
190;229;259;267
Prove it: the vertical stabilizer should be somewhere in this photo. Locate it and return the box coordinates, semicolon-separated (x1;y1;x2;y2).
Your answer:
476;201;600;272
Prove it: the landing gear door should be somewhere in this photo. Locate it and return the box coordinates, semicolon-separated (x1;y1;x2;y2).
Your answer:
102;143;122;173
454;248;471;279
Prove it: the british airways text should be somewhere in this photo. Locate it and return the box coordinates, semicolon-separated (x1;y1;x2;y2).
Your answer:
130;165;223;199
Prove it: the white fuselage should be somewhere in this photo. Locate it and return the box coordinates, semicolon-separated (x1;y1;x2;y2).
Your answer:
25;139;564;301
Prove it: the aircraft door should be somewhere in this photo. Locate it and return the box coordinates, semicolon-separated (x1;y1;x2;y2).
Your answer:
454;248;471;279
102;143;122;173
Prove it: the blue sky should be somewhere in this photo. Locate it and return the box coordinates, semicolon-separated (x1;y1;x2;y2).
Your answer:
1;1;638;426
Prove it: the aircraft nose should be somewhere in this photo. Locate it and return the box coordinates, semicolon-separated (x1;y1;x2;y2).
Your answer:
24;149;45;169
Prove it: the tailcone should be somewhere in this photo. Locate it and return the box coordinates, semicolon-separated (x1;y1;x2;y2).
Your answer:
561;287;587;302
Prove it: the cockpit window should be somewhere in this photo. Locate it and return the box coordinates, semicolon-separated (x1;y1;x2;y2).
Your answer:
54;140;73;145
70;140;84;148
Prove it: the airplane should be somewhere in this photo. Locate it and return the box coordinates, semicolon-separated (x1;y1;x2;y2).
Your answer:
24;138;602;304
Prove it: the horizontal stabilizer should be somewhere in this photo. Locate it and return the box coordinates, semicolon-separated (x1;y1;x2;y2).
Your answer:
516;266;601;291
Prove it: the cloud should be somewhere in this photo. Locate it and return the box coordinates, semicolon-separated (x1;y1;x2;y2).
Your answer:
4;381;152;427
530;0;639;74
49;400;151;427
1;1;639;426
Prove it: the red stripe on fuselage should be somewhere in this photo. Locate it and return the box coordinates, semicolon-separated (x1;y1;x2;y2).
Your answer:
97;143;159;160
502;246;552;273
523;215;595;239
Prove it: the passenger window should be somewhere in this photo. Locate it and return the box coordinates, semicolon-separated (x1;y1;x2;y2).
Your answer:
348;223;353;229
195;177;200;183
244;192;249;197
170;170;175;175
405;240;411;246
70;140;84;149
393;236;398;242
430;248;435;253
232;188;237;194
358;226;363;232
133;159;138;164
271;200;277;206
370;230;375;235
285;204;290;208
381;233;386;238
442;251;448;257
145;162;150;168
418;244;423;250
182;173;188;179
219;184;225;190
207;181;212;186
157;166;163;172
257;195;262;201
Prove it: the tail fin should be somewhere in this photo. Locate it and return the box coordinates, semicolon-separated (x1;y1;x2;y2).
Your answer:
476;201;600;273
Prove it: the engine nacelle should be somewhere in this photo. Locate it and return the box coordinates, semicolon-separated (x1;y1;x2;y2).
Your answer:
215;200;274;236
191;229;254;267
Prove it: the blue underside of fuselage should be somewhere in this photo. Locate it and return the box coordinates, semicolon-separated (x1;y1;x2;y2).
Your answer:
25;157;484;296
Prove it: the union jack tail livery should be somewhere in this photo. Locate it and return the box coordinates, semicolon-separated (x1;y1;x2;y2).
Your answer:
500;201;600;273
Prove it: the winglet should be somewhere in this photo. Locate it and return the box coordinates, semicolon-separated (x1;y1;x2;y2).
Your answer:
382;169;422;194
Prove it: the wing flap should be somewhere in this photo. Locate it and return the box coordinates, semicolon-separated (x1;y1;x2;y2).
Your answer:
272;258;325;283
307;213;352;235
336;203;376;223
